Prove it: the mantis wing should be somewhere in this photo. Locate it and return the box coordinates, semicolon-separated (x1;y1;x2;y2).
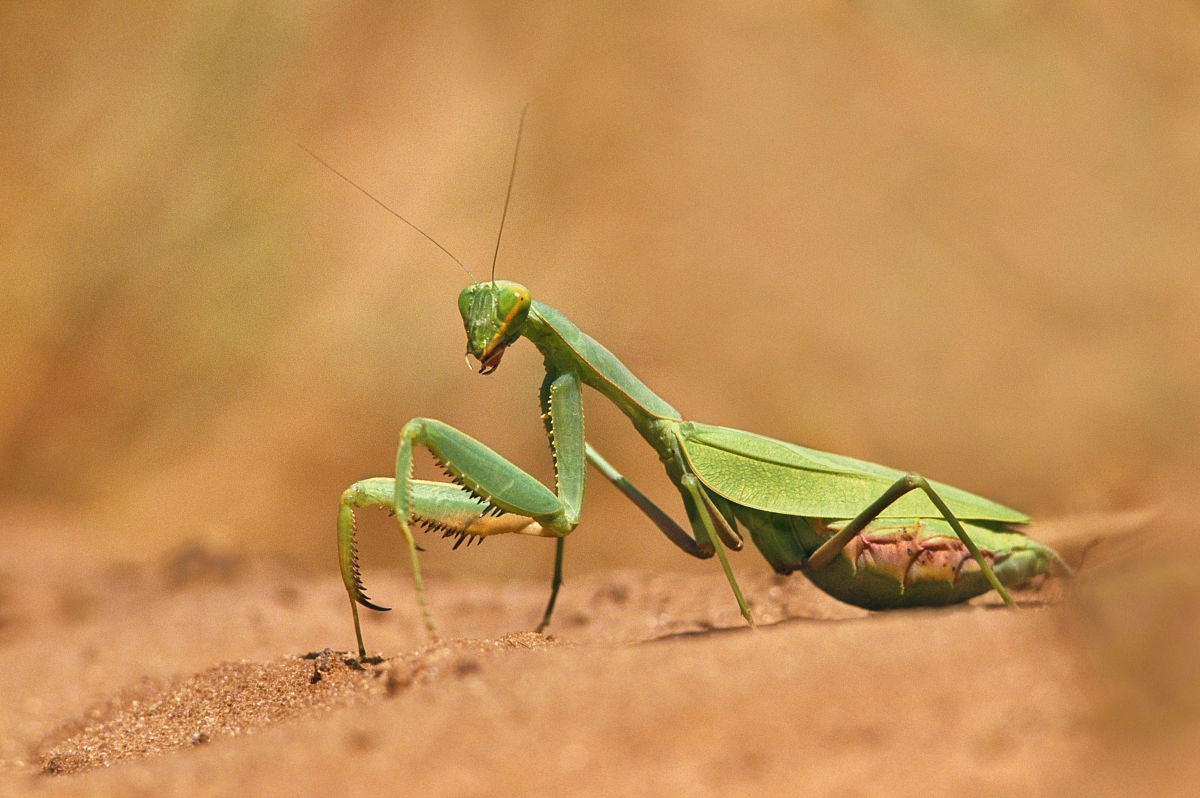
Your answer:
676;422;1029;524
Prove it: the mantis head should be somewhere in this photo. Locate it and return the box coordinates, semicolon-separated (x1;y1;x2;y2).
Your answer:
458;280;532;374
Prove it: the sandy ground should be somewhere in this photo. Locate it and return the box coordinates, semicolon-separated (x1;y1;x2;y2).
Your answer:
2;501;1198;796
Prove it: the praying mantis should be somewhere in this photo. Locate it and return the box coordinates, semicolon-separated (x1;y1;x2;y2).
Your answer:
317;122;1063;657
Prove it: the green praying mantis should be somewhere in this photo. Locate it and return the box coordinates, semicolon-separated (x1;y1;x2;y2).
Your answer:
316;122;1064;658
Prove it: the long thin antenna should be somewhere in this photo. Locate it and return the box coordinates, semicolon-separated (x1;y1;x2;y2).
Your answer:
299;143;478;284
489;105;528;283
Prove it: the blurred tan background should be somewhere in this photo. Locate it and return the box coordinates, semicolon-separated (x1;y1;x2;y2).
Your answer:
2;1;1198;584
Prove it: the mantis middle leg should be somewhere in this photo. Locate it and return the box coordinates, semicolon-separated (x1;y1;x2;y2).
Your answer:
585;444;754;624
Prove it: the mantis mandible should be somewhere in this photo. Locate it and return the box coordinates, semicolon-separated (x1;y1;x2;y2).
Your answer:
316;118;1063;657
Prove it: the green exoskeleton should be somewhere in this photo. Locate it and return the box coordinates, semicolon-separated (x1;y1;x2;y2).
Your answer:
337;280;1061;655
318;127;1063;657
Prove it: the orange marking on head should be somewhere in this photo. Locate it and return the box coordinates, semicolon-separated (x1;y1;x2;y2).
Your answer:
483;291;527;354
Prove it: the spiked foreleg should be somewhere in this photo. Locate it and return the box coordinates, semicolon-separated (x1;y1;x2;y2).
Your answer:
395;418;574;526
338;477;548;655
534;369;585;627
385;413;584;639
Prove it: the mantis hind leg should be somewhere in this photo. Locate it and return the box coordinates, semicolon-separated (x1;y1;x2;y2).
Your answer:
803;473;1017;608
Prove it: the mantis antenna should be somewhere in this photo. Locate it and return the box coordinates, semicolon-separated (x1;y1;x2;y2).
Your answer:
299;143;478;284
302;108;530;287
489;104;528;284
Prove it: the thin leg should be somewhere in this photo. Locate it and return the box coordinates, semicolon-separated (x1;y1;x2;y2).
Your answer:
681;475;755;627
585;443;712;557
536;537;565;632
804;473;1016;608
349;598;366;659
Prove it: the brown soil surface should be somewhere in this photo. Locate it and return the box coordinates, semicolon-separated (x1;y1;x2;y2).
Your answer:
2;506;1198;796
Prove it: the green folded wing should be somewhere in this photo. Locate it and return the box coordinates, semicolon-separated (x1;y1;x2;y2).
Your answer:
677;422;1028;524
